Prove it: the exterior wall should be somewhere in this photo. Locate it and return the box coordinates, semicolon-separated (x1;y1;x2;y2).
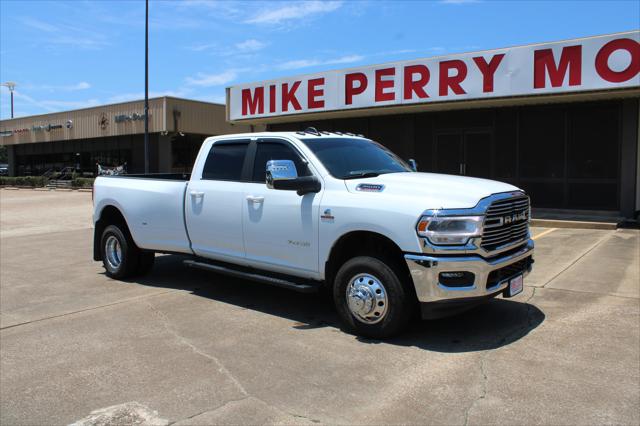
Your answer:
0;98;166;146
268;98;638;217
165;98;256;135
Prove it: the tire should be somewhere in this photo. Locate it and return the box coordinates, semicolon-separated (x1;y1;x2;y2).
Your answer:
333;256;414;339
135;251;155;276
100;224;139;279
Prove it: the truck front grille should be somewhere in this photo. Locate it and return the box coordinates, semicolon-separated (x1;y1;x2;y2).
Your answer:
481;196;530;251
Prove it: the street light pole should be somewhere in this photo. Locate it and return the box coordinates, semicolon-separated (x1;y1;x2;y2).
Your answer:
1;82;16;118
144;0;149;174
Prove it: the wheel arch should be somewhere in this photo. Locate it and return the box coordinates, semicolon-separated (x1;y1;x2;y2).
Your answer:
93;205;134;261
324;230;411;292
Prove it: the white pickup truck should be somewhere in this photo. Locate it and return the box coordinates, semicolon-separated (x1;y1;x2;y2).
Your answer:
93;129;534;338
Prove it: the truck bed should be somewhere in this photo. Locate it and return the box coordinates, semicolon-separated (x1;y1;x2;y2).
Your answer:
93;175;192;254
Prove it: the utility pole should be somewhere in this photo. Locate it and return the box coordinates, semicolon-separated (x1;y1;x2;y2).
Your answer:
144;0;149;174
1;82;16;118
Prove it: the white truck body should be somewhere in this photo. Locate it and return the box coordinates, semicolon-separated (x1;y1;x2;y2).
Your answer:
93;131;534;337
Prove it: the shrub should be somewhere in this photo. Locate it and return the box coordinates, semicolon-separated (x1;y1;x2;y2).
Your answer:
71;177;95;188
0;176;48;187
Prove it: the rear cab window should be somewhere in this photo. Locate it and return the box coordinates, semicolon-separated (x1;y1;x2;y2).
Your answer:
201;141;249;181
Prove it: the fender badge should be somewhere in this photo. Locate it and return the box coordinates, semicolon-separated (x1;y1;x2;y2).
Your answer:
321;208;335;221
356;183;385;192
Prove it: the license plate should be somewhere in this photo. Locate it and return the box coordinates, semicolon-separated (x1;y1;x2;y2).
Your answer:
507;274;524;297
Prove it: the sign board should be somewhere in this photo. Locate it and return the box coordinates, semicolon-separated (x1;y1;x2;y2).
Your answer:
228;31;640;121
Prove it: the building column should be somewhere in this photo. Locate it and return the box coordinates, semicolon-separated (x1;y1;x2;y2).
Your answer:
158;134;172;173
620;99;639;219
7;145;16;176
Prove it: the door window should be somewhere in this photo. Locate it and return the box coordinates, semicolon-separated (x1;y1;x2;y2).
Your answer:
251;141;311;183
202;143;249;181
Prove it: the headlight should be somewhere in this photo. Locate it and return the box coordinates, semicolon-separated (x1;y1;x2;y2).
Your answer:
416;215;483;245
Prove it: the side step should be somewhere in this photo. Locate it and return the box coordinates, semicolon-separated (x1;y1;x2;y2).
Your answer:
183;259;321;293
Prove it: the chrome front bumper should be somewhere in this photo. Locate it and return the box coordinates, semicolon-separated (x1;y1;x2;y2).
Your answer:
404;239;534;303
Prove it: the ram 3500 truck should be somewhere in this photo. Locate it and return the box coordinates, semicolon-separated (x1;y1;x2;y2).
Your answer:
93;130;534;338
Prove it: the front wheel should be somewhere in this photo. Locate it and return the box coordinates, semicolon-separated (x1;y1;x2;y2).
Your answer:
333;256;414;339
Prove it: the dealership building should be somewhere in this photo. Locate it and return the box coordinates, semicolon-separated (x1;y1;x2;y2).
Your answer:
0;97;253;176
1;31;639;218
227;31;640;219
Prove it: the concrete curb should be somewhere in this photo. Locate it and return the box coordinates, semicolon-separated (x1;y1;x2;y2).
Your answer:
531;218;617;230
1;187;92;192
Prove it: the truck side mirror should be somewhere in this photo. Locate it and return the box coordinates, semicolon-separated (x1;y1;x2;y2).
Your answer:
266;160;321;196
266;160;298;189
408;159;418;172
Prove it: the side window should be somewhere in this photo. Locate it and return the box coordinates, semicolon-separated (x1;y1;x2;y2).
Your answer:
202;143;249;181
251;142;311;183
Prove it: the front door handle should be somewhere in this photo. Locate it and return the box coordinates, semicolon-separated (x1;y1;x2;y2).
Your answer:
190;191;204;199
246;195;264;204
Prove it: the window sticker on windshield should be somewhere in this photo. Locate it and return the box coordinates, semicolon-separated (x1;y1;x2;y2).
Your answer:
356;184;385;192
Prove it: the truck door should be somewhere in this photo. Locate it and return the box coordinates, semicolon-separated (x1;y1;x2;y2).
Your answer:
185;140;250;263
242;139;321;277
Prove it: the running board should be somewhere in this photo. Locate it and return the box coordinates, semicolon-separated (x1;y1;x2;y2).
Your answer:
183;259;321;293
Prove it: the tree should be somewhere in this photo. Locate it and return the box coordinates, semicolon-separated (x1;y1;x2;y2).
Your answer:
0;145;7;163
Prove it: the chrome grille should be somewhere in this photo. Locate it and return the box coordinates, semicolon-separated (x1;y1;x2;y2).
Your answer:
481;196;530;251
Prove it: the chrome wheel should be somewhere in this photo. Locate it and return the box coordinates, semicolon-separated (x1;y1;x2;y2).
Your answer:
346;273;388;324
105;235;122;270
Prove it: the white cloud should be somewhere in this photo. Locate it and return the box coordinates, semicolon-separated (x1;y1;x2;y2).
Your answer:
107;89;193;104
21;17;60;33
235;39;267;52
185;70;238;87
9;91;100;113
245;1;342;24
26;82;92;91
187;43;218;52
277;54;364;70
39;99;101;109
20;17;109;50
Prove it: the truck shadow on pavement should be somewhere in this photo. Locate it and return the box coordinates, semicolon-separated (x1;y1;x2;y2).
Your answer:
127;254;545;353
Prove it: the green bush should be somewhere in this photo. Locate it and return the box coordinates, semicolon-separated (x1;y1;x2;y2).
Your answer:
71;177;94;188
0;176;48;187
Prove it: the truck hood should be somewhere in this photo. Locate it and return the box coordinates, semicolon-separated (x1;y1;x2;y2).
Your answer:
343;172;521;210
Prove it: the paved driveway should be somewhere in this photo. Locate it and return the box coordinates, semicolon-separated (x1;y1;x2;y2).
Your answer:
1;189;638;425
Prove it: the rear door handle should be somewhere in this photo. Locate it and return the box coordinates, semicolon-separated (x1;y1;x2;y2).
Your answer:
246;195;264;204
190;191;204;198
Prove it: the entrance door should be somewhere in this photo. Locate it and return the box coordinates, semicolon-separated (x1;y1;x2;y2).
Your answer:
435;131;492;178
464;132;492;179
436;133;463;175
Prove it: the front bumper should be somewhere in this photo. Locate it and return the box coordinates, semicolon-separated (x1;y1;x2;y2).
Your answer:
404;239;534;307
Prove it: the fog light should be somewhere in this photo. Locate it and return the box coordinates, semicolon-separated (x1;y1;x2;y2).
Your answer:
439;271;475;288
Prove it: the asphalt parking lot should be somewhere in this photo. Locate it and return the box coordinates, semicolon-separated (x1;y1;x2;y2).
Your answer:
1;189;638;425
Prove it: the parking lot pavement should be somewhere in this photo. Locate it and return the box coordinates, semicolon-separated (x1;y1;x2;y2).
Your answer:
1;189;638;425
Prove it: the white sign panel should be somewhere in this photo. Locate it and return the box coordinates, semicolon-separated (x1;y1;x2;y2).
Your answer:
228;31;640;121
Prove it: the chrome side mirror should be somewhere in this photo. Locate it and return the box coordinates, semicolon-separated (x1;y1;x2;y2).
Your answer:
408;158;418;172
266;160;298;189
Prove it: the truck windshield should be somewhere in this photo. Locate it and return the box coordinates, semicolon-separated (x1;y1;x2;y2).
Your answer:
300;137;412;179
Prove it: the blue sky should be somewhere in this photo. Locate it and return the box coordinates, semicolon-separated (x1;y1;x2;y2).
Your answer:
1;0;638;119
